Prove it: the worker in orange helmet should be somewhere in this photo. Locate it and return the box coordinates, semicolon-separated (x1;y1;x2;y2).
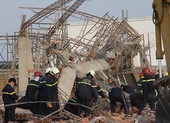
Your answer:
25;71;42;114
26;71;42;101
141;67;158;111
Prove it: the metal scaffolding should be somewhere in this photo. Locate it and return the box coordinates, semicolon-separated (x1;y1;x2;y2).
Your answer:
0;0;149;79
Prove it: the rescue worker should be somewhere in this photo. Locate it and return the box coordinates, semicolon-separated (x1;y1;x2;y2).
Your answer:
64;97;80;116
75;69;98;117
25;71;42;114
141;67;158;111
121;84;135;94
26;71;42;101
129;91;145;115
64;84;105;117
38;67;52;115
45;67;60;115
2;78;18;123
108;85;129;115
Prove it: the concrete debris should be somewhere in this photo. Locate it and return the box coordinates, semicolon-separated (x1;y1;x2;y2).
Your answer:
0;104;156;123
0;96;156;123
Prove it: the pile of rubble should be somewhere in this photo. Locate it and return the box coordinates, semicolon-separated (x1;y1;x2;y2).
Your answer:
0;99;155;123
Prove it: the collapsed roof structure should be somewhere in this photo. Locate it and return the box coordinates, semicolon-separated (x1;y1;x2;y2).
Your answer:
0;0;153;122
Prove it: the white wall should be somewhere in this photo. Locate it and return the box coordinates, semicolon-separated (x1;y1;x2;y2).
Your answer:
128;17;166;68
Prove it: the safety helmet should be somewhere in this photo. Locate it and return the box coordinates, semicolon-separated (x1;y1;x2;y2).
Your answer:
45;67;51;74
51;67;60;75
142;67;150;75
34;71;42;76
88;69;95;77
164;72;168;76
139;72;144;78
150;71;155;76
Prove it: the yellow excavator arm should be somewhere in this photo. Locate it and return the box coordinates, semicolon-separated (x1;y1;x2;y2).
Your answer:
152;0;170;76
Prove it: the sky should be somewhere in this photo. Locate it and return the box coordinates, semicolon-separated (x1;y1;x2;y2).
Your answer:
0;0;153;34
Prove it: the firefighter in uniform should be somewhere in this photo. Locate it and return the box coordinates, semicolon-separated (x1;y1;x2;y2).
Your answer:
44;67;60;115
108;85;129;114
38;67;52;115
25;71;42;114
141;67;158;111
75;70;98;117
2;78;18;123
64;81;105;116
64;97;80;116
121;84;135;94
129;91;145;115
26;71;42;101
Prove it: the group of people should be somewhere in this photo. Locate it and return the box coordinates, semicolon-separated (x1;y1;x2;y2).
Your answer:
2;67;60;123
64;67;158;117
2;66;159;122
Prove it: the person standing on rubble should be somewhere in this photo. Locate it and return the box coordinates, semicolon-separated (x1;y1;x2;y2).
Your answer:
25;71;42;114
75;69;98;117
2;78;18;123
141;67;158;111
44;67;60;115
108;84;129;115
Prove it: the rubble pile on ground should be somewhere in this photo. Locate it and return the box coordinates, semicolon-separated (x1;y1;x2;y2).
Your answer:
0;98;155;123
0;107;156;123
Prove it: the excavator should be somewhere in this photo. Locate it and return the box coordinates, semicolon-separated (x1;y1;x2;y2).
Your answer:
152;0;170;122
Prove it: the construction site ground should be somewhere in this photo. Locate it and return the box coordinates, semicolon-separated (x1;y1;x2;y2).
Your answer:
0;96;155;123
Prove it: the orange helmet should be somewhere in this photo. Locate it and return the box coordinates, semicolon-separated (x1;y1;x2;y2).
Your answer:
142;67;150;75
34;71;42;77
139;72;144;78
150;71;155;76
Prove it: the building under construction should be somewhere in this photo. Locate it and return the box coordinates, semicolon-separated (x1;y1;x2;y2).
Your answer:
0;0;164;122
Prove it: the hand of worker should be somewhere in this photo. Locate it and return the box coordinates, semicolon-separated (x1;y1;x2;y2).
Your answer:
46;102;52;108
